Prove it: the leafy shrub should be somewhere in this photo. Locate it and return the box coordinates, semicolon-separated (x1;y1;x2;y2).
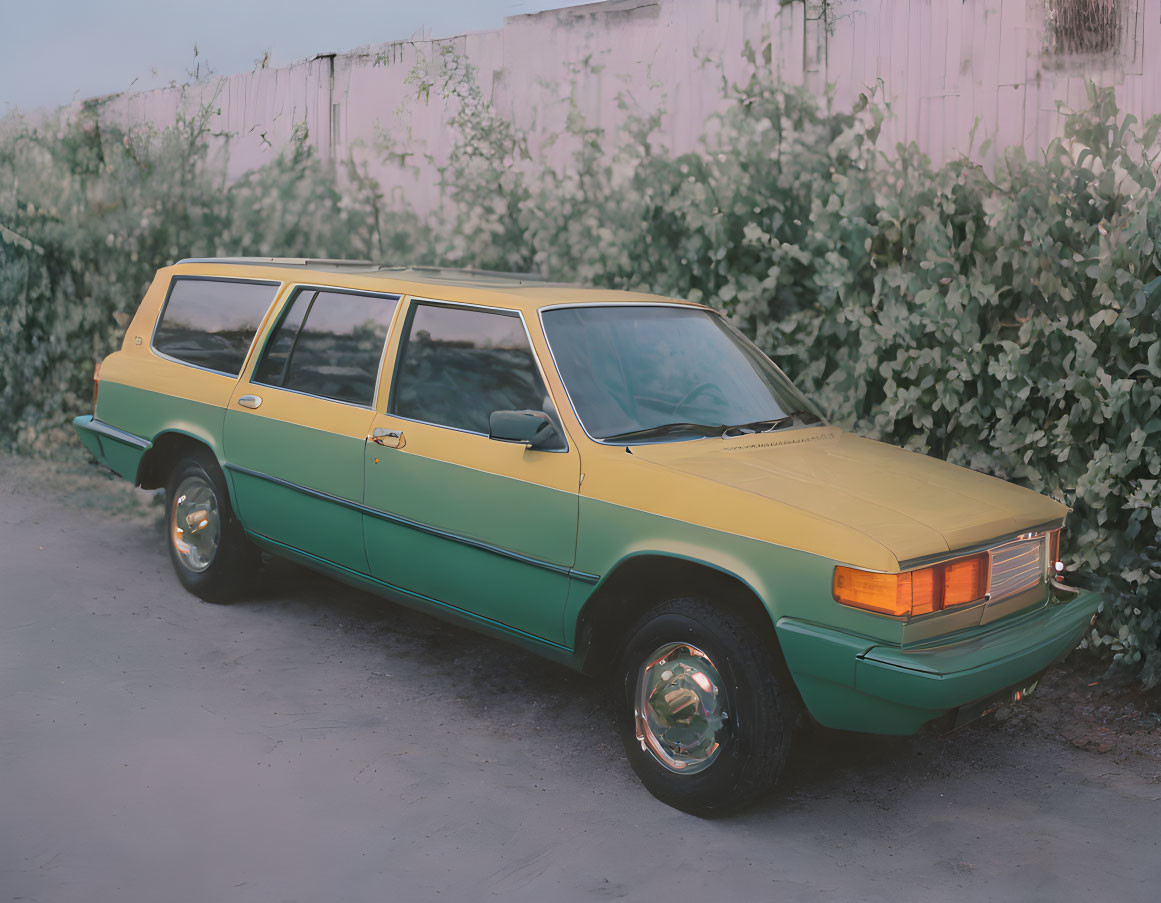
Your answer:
0;53;1157;683
0;93;431;454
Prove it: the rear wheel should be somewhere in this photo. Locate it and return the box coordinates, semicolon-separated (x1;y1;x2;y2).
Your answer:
616;597;797;816
165;451;257;603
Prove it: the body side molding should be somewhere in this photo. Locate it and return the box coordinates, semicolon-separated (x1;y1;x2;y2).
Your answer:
223;462;600;584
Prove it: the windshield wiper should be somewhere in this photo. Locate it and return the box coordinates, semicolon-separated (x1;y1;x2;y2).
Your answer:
603;411;822;443
721;410;823;437
600;422;726;443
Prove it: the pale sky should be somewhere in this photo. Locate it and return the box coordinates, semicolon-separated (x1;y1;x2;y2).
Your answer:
0;0;595;113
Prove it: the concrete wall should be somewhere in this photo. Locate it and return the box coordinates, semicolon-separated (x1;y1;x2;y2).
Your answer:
74;0;1161;214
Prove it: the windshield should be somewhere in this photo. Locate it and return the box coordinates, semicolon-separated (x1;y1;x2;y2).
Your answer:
540;305;822;443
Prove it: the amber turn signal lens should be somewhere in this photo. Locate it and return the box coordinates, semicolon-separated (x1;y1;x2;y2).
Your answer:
832;567;910;616
942;554;988;607
834;552;989;618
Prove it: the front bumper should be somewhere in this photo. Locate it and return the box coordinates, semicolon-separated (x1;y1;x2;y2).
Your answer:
776;587;1101;735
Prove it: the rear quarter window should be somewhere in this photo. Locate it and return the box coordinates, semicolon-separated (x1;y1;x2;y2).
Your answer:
152;277;281;375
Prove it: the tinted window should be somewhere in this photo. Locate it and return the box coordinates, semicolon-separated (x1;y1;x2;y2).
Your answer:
390;303;556;436
153;277;279;375
254;289;400;406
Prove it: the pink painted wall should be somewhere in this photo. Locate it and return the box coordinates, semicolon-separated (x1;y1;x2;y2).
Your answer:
69;0;1161;214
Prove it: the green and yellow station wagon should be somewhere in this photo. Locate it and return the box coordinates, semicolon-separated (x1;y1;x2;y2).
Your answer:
75;258;1101;815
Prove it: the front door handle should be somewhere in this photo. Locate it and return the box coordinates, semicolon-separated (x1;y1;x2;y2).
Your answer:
237;394;263;409
370;427;405;448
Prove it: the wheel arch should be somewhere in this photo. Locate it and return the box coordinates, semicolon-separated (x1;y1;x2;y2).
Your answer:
136;428;224;491
573;552;788;679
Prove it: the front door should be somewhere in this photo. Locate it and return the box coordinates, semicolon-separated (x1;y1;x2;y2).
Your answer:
224;286;401;573
362;300;579;645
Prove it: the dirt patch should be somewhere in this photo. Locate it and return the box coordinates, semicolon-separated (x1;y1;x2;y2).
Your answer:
0;449;163;530
996;655;1161;769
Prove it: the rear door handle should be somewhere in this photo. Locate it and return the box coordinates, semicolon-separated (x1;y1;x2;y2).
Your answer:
237;394;263;409
370;428;405;448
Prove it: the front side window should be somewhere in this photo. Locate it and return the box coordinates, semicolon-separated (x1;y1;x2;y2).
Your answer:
253;288;400;406
541;305;822;443
390;302;558;438
152;277;280;375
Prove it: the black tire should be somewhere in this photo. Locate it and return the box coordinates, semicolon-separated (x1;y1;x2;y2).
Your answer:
616;597;797;817
165;450;258;603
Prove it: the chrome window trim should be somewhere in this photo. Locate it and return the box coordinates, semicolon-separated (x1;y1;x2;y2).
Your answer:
386;296;570;454
385;412;491;440
150;349;252;380
150;275;284;378
247;283;404;411
241;382;380;412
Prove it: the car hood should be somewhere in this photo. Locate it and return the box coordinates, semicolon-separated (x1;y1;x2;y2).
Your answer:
628;426;1067;567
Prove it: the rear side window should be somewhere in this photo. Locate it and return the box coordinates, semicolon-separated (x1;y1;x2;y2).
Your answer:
253;288;400;406
152;277;280;376
390;302;555;435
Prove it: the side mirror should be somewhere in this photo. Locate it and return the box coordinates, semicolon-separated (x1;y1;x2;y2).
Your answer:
489;410;564;450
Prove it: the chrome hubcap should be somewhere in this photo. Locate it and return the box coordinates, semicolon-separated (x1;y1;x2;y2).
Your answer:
635;643;728;774
171;474;220;572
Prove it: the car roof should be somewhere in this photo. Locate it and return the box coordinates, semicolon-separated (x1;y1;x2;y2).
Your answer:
171;258;708;313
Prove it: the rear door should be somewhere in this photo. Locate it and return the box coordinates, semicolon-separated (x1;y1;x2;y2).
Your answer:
223;285;402;573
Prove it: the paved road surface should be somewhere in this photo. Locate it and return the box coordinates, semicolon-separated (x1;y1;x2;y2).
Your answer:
2;457;1158;902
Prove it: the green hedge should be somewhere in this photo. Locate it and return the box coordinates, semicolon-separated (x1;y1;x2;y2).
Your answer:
1;58;1157;683
0;98;427;452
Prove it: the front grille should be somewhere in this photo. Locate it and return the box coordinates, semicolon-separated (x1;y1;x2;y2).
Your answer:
988;536;1045;601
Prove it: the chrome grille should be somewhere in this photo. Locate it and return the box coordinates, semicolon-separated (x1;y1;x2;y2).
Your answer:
988;536;1045;601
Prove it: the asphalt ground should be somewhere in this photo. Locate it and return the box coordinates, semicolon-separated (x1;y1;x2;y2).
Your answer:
2;454;1159;902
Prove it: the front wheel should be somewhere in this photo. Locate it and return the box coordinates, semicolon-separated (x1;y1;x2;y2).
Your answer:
616;597;797;816
165;451;257;603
